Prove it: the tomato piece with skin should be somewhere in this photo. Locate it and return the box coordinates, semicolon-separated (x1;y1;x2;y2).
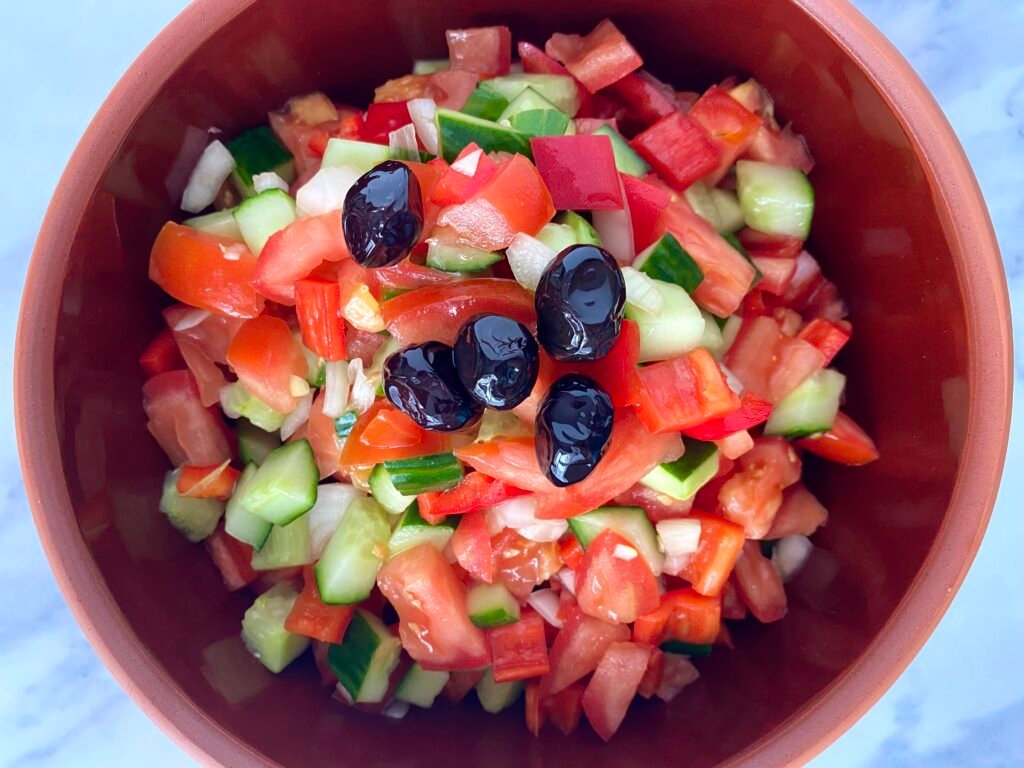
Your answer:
430;143;498;207
622;174;670;253
550;319;642;409
545;606;631;695
678;515;746;597
630;112;721;191
204;524;257;591
517;41;593;116
491;529;562;599
767;483;828;539
636;348;740;434
455;437;552;493
418;472;528;525
253;212;350;305
718;464;784;539
721;577;748;620
682;391;773;441
746;122;815;173
488;611;550;683
751;256;797;296
376;542;489;670
443;668;487;704
427;70;481;111
227;315;308;414
799;411;879;466
339;402;470;469
581;641;651;742
305;391;344;480
294;277;348;361
733;540;787;623
576;529;660;624
738;227;804;261
740;436;802;488
447;26;512;77
164;306;243;407
633;588;721;646
529;135;623;210
558;536;585;570
688;85;762;185
143;370;232;466
450;511;494;583
286;566;356;643
614;483;693;523
176;462;240;500
149;223;264;318
725;315;825;403
360;101;413;144
546;681;585;735
140;329;184;378
607;72;676;129
636;646;665;699
545;19;643;93
656;653;700;702
797;318;852;365
360;408;423;449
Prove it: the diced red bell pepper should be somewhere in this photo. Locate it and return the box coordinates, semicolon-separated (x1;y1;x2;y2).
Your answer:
286;566;356;643
576;529;660;625
446;26;512;77
607;71;676;129
518;40;593;115
360;101;413;145
558;319;642;408
688;85;763;184
530;134;623;210
545;606;630;695
581;641;651;741
294;276;348;361
545;19;643;93
636;348;740;433
525;680;546;737
630;112;721;191
682;391;773;442
733;541;787;623
798;411;879;466
632;588;722;646
636;646;665;699
488;611;551;683
204;524;257;591
430;143;498;206
678;515;747;596
546;681;585;735
622;174;670;253
559;535;585;571
176;462;240;500
797;318;852;365
450;511;494;583
418;471;527;525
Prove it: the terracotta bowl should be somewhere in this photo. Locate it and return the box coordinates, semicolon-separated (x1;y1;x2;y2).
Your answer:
16;0;1011;765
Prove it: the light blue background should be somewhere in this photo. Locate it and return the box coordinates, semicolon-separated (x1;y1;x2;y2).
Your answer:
0;1;1021;765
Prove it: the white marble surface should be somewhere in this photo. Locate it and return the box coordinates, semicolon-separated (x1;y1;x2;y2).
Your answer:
0;1;1021;765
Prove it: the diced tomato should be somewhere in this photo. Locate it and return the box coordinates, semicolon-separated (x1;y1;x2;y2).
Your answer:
546;681;585;735
798;411;879;466
545;606;630;694
450;511;494;583
733;540;787;622
688;85;762;185
558;319;642;409
140;329;184;378
581;641;651;741
682;391;773;441
622;174;670;252
373;258;462;292
488;611;550;682
149;223;263;318
613;483;693;522
305;391;343;479
725;315;825;402
545;19;642;93
176;462;240;500
715;429;754;460
226;315;308;413
751;256;797;296
427;70;481;111
204;524;257;591
418;472;527;525
360;408;423;449
143;370;232;466
797;318;851;365
456;437;551;493
285;566;355;643
633;588;721;646
294;277;347;361
375;74;431;103
491;529;561;599
678;515;746;596
345;326;385;366
767;483;828;538
430;143;498;206
718;465;783;539
304;112;366;158
525;680;546;736
576;530;659;624
607;71;676;129
721;577;748;620
530;135;623;210
339;402;468;468
740;436;802;487
518;41;593;116
164;307;243;407
360;101;413;145
630;113;720;191
774;307;803;336
442;668;486;703
636;348;739;433
655;653;700;702
746;122;815;173
381;278;536;346
377;542;489;670
253;212;350;305
446;26;511;77
738;227;804;261
559;536;585;570
636;646;665;699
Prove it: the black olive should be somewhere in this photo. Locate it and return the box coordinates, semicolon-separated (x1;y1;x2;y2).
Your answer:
453;314;540;411
535;244;625;362
535;373;614;487
342;160;423;268
383;342;481;432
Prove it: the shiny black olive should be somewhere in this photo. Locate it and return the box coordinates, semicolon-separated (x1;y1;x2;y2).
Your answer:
342;160;423;268
383;342;481;432
535;373;614;487
453;314;540;411
535;244;626;362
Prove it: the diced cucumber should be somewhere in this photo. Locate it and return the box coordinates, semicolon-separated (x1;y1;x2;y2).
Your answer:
461;85;510;121
225;464;272;550
719;314;743;358
413;59;449;75
710;188;745;234
475;667;524;713
368;463;417;515
307;483;364;559
558;211;601;244
437;109;532;163
475;409;531;443
159;469;224;543
764;369;845;438
321;138;391;174
250;514;312;570
227;126;295;198
388;504;455;557
184;209;243;240
426;240;502;272
569;506;664;574
232;188;296;255
498;86;563;122
234;439;318;526
634;233;704;294
736;160;814;240
684;182;723;231
642;437;720;502
660;640;712;657
624;278;706;363
237;418;282;466
221;383;286;432
315;497;390;604
241;583;310;673
383;453;464;495
334;410;358;438
699;310;727;357
467;583;521;628
328;609;402;703
483;74;581;117
593;124;650;178
509;110;572;138
395;663;450;708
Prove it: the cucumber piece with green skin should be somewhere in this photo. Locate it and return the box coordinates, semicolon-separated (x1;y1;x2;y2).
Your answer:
684;182;723;231
328;609;402;703
475;667;524;713
388;503;455;557
413;59;449;75
382;452;464;495
241;583;310;673
568;506;665;574
660;641;712;657
221;383;286;432
467;583;521;628
557;211;601;244
334;410;358;438
184;209;243;240
225;464;272;550
237;418;282;466
461;85;510;121
395;663;450;708
509;109;572;138
320;138;391;174
232;188;296;255
437;109;532;163
368;463;417;515
227;126;295;198
159;469;224;542
497;86;563;122
235;439;318;526
250;514;312;570
624;278;706;363
316;497;391;604
593;124;650;178
482;74;581;116
425;240;502;272
736;160;814;239
634;233;704;294
641;437;720;502
764;369;845;438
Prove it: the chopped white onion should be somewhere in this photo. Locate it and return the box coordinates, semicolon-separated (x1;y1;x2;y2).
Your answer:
719;364;745;396
348;359;380;414
715;429;754;460
342;285;385;332
527;589;563;628
656;518;702;558
407;99;439;156
381;699;410;720
307;483;364;558
620;266;664;314
451;147;482;176
171;308;211;331
280;392;313;440
554;567;576;595
181;140;235;213
253;171;290;194
218;384;242;419
613;543;639;561
506;233;556;291
296;166;360;218
389;123;420;161
289;375;311;397
321;360;351;419
484;496;568;542
772;535;813;582
591;179;634;263
661;551;692;576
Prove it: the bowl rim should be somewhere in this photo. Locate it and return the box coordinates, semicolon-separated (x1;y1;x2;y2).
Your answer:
15;0;1012;765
